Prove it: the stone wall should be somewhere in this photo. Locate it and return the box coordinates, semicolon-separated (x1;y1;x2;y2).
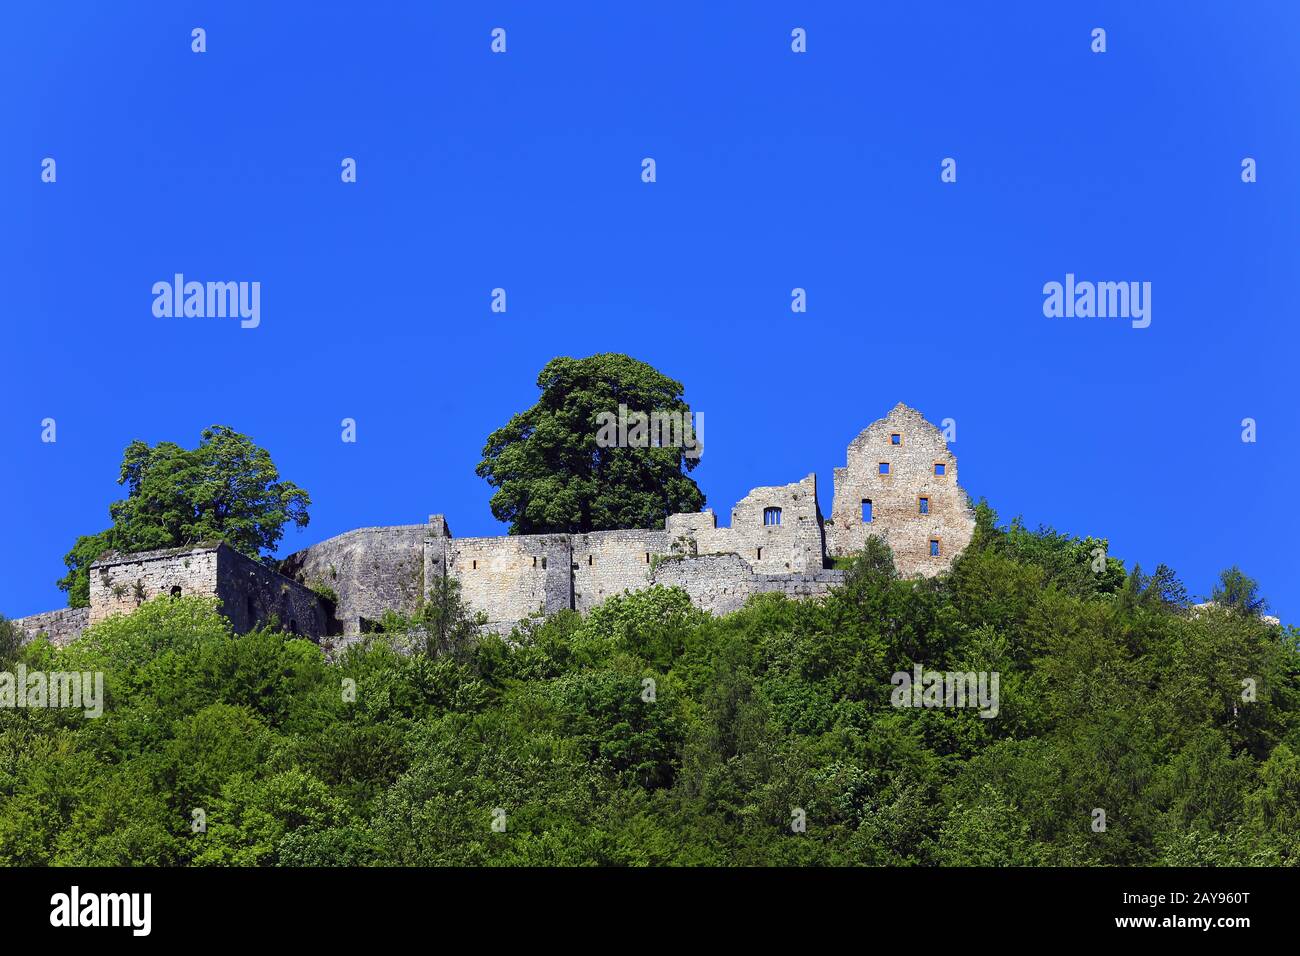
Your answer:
15;403;973;643
524;474;825;624
89;544;327;640
215;545;328;639
443;534;573;632
281;523;430;634
89;545;221;624
727;473;825;574
9;607;90;647
650;552;845;616
571;529;671;613
827;402;975;576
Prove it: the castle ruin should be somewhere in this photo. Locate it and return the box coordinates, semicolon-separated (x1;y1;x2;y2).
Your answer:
11;403;975;647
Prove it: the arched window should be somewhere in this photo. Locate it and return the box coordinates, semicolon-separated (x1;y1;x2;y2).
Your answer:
763;507;782;526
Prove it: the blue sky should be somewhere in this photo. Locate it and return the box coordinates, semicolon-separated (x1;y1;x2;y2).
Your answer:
3;2;1297;622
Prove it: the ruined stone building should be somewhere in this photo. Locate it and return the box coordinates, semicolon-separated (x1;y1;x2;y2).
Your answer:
11;403;975;647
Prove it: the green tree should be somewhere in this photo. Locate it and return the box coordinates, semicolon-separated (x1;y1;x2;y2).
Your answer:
932;784;1047;866
1126;562;1190;611
476;354;705;534
192;768;349;866
8;493;1300;869
416;574;485;660
0;616;24;668
58;426;310;606
1212;566;1270;617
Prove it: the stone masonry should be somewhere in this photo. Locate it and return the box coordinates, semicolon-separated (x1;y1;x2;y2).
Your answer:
826;402;975;569
84;544;326;642
10;403;974;645
9;607;90;647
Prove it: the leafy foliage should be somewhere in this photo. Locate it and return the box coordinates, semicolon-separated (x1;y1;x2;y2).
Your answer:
1214;566;1271;617
476;354;705;534
0;617;23;670
58;426;310;607
5;504;1297;866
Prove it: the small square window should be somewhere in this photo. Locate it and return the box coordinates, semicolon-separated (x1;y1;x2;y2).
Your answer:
890;433;901;445
918;497;929;515
879;462;890;475
929;539;940;557
763;507;782;526
934;462;946;476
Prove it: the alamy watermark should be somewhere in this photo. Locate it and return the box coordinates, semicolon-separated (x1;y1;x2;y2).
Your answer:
0;664;104;718
1043;273;1150;329
50;886;150;936
890;664;999;718
152;274;260;329
595;404;703;460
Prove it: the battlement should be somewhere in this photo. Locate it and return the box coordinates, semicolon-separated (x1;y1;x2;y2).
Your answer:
11;403;974;646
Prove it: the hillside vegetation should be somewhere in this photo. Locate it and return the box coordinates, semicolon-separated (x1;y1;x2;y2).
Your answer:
1;504;1296;866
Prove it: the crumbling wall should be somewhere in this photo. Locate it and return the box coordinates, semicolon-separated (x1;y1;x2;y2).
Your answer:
650;552;845;616
20;404;972;645
723;473;825;573
87;544;327;640
662;474;826;575
9;607;90;647
827;402;974;575
215;545;328;639
88;546;222;624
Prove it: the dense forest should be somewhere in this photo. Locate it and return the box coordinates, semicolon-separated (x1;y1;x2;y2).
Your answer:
2;503;1296;866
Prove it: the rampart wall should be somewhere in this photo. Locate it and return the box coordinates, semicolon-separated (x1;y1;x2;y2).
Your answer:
11;403;973;646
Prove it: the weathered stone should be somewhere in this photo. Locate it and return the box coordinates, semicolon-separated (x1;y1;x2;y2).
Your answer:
13;403;973;644
280;402;972;633
9;607;90;647
827;403;975;575
89;543;327;640
279;525;427;633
